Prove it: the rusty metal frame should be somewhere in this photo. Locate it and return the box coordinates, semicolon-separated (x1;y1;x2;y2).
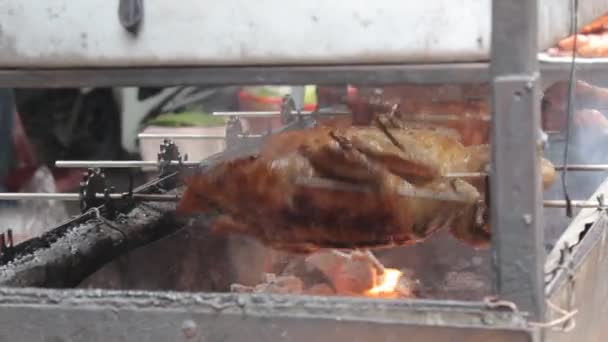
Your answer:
0;0;596;340
0;64;491;88
0;63;603;88
490;0;545;320
0;288;537;342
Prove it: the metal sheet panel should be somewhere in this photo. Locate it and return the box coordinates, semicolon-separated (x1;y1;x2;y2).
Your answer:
0;0;491;66
545;215;608;342
0;288;538;342
0;0;606;67
544;178;608;341
544;178;608;281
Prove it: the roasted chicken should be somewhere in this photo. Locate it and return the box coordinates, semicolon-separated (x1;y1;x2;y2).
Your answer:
547;14;608;57
177;121;557;253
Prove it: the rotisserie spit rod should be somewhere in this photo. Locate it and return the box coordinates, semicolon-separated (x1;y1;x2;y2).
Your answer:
55;160;201;168
0;192;180;202
212;110;350;117
427;164;608;175
424;164;608;178
0;190;604;209
138;133;263;140
54;160;608;173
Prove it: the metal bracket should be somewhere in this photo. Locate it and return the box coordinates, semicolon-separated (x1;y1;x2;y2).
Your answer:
281;94;315;129
157;139;184;188
118;0;144;35
280;94;297;125
79;168;108;213
0;229;14;264
78;168;144;218
491;73;544;320
225;116;245;151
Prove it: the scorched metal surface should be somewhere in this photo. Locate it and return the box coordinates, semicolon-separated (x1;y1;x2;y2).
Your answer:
0;289;536;342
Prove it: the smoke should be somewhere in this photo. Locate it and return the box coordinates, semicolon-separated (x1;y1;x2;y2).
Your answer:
0;166;70;244
543;108;608;250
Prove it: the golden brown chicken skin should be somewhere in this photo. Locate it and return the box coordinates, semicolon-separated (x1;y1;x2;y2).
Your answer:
177;122;555;253
178;149;485;253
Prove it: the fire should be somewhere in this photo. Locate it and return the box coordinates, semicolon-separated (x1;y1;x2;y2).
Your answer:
365;268;403;297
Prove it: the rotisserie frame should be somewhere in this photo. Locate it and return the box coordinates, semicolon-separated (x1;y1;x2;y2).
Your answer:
1;0;608;341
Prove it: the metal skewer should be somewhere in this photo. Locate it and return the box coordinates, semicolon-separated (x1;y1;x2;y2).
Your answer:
56;155;608;173
212;110;351;117
553;164;608;171
214;110;311;117
444;165;608;178
0;192;181;202
55;160;201;168
0;189;604;209
398;114;491;122
137;133;263;140
445;172;487;178
1;193;599;209
543;200;606;209
213;110;490;121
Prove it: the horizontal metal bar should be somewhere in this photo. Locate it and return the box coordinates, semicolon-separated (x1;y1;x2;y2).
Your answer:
213;111;312;117
54;160;608;172
0;193;81;201
400;114;491;122
449;165;608;178
0;193;181;202
1;191;602;209
213;111;487;123
0;64;490;88
137;133;264;140
543;200;605;209
212;110;351;117
138;133;225;139
54;160;200;168
554;164;608;172
445;172;487;178
0;61;598;88
128;194;181;202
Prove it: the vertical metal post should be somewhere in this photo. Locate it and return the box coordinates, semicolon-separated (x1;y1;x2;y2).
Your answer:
0;89;15;191
491;0;545;319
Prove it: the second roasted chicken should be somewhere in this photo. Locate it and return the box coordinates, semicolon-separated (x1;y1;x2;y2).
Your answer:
177;123;556;253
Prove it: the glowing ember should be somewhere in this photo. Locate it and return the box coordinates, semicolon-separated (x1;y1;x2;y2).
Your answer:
230;251;415;298
366;268;403;297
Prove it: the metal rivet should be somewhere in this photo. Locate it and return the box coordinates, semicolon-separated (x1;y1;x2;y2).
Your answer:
472;256;483;266
514;91;523;101
181;320;198;340
481;315;495;325
522;214;532;225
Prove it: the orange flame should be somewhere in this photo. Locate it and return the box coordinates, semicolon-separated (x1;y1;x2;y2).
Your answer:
365;268;403;297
